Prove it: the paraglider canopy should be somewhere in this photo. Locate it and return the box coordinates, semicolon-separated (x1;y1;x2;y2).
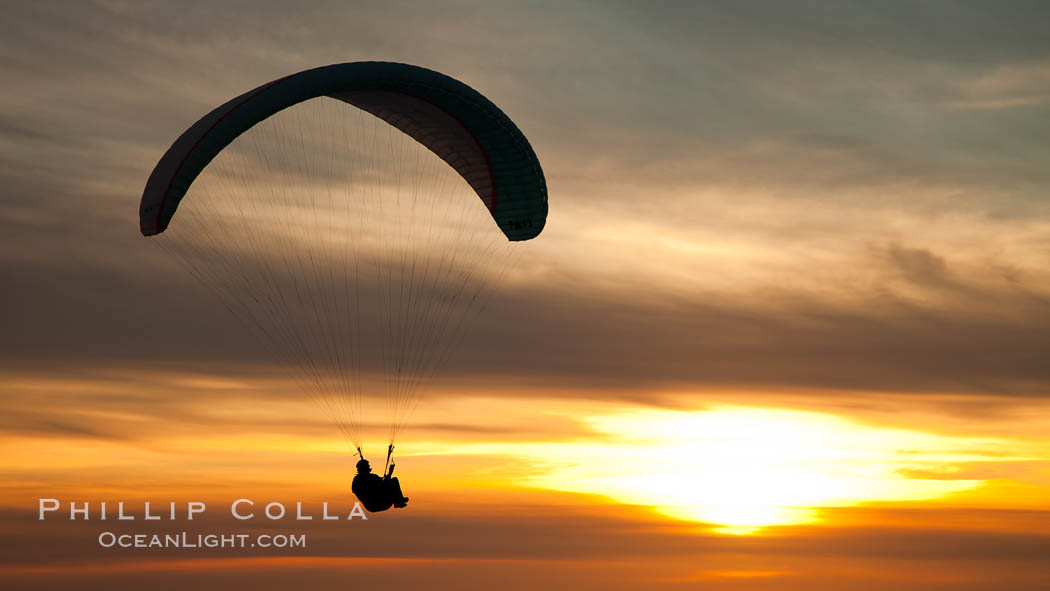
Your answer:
140;62;548;455
140;61;547;240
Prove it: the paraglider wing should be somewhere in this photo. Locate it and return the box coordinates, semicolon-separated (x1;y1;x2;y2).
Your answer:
140;61;547;241
138;61;548;453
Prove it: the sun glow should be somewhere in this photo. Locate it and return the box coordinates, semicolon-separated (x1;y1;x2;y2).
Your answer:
504;406;995;534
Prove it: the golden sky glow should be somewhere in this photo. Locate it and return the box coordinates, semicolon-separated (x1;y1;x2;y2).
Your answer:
3;370;1050;588
5;375;1049;528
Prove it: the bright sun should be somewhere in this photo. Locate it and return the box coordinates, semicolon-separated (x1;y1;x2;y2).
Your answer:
504;406;990;534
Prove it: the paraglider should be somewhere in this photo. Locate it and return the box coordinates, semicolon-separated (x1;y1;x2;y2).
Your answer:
352;452;409;512
139;62;547;510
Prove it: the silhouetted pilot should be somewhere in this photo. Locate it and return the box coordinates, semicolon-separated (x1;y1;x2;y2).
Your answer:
352;458;409;512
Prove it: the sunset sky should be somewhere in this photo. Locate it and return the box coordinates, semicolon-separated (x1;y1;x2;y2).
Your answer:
3;1;1050;589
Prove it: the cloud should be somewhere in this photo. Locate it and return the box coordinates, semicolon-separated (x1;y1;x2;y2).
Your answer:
1;2;1049;408
2;503;1050;589
950;59;1050;109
